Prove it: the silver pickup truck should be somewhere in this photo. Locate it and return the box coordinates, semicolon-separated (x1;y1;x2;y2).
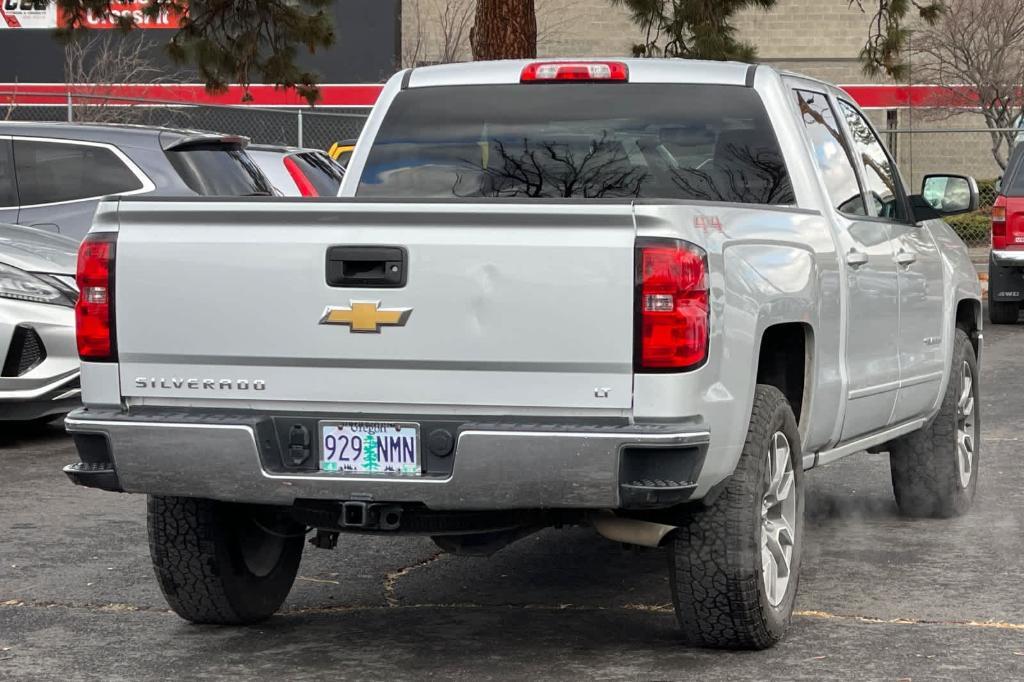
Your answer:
64;59;982;650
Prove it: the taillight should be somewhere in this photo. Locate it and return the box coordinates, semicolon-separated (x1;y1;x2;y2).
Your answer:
635;239;709;371
283;156;319;197
520;61;628;83
76;232;117;362
992;195;1007;249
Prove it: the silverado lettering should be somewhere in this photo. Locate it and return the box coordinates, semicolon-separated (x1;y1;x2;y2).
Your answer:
134;377;267;390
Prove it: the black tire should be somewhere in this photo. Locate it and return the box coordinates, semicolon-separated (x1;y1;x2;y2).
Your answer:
148;496;305;624
889;328;980;518
667;385;804;650
988;301;1018;325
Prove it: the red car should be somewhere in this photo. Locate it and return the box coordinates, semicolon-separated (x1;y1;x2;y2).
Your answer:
989;144;1024;323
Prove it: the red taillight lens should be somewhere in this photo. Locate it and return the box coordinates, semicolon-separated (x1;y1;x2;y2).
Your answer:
76;232;117;362
992;195;1009;249
283;156;319;197
520;61;629;83
636;239;709;371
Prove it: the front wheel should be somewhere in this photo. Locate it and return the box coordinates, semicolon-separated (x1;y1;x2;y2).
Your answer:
667;385;804;649
889;328;980;518
148;496;306;624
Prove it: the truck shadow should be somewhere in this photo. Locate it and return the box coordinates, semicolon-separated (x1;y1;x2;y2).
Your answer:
0;417;68;449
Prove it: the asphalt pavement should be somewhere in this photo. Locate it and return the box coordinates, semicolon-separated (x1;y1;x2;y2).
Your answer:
2;317;1023;681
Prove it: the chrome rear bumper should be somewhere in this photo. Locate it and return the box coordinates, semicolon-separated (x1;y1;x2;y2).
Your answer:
64;410;711;510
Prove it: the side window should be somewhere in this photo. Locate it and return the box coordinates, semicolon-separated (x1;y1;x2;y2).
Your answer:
836;100;907;221
13;140;144;206
794;90;866;216
0;140;16;207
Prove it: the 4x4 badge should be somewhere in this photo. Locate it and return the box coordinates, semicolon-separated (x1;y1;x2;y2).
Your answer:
319;301;412;333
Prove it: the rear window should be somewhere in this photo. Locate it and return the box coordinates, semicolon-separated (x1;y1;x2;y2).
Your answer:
165;146;274;196
14;139;144;205
0;140;16;207
357;83;794;205
290;151;345;196
1004;146;1024;196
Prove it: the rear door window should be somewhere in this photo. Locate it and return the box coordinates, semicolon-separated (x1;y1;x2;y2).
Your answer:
0;139;16;207
13;139;143;206
794;90;866;216
165;146;274;196
358;83;794;205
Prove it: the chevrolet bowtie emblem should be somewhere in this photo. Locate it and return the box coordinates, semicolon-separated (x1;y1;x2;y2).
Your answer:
319;301;412;333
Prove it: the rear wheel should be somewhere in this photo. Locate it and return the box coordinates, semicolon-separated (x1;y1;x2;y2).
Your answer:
148;496;306;624
667;385;804;649
889;329;980;517
989;301;1018;325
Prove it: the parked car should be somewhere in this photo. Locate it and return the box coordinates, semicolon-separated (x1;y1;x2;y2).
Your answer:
246;144;346;197
327;139;357;168
0;122;275;242
0;223;79;421
988;142;1024;323
64;60;982;649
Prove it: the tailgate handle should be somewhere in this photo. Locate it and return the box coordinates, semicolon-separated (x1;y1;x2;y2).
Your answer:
326;246;407;288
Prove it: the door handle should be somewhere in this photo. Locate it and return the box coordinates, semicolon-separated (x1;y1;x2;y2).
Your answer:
326;246;407;288
895;249;917;266
845;249;869;268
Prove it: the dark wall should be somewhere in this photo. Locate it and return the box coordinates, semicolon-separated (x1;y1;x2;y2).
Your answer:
0;0;400;84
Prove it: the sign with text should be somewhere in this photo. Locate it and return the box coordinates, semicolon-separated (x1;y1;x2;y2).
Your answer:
0;0;181;28
0;0;57;29
75;1;182;29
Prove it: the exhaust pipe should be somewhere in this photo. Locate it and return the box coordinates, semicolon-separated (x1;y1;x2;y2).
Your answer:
590;511;676;548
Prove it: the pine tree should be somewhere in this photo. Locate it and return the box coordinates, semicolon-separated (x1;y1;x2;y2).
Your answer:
362;437;379;472
55;0;334;104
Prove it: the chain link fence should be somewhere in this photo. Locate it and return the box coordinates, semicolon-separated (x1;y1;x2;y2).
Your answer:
887;128;1009;248
0;93;1008;246
1;92;370;152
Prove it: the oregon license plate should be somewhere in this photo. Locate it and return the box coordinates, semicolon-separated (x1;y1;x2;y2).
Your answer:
319;422;420;475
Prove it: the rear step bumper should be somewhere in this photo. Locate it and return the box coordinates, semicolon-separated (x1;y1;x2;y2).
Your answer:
64;409;710;510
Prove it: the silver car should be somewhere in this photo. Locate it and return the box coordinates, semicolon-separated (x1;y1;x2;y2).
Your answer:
246;144;346;197
0;122;276;242
0;223;79;421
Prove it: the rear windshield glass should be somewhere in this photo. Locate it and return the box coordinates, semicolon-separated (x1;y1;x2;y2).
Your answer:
1005;146;1024;196
291;151;345;196
357;83;794;205
165;146;274;196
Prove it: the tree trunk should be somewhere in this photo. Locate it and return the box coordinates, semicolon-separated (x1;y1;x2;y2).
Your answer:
470;0;537;60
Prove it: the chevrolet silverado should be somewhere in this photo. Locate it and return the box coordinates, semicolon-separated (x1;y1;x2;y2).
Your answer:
63;59;983;649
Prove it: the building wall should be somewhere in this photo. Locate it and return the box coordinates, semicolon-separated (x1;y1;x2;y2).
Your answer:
399;0;1004;185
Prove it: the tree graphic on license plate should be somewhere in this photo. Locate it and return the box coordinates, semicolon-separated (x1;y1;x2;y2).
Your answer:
362;437;379;472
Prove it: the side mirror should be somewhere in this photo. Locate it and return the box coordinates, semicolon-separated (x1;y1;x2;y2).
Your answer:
911;174;979;222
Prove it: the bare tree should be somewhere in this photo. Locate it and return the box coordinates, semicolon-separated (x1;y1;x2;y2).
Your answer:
64;33;182;124
913;0;1024;169
402;0;475;67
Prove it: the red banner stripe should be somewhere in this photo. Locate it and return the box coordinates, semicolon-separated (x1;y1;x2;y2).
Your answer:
0;83;987;109
0;84;384;107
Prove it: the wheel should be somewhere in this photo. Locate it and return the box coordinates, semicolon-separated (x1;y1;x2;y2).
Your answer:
667;385;804;650
889;328;980;518
148;496;306;624
988;301;1018;325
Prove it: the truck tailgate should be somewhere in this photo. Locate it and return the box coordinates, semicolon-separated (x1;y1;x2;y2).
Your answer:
113;199;637;410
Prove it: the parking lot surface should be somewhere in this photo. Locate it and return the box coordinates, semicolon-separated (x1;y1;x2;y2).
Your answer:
2;317;1023;681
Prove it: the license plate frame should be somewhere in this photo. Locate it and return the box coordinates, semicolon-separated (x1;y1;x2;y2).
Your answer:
318;421;421;476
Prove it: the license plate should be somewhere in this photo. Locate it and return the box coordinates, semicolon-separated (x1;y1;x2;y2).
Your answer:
319;422;420;476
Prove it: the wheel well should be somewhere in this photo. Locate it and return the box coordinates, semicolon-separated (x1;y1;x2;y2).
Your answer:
756;323;811;427
956;298;981;354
